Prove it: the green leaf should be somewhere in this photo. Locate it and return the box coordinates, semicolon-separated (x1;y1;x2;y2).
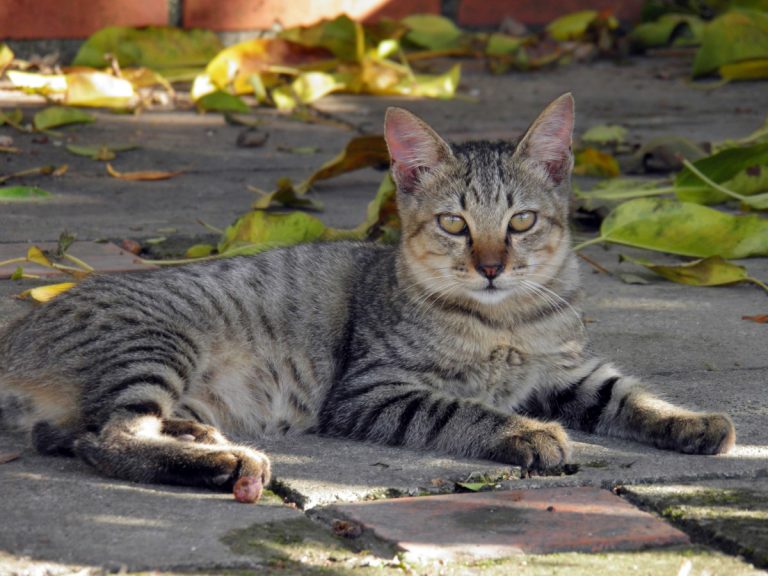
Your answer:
352;174;400;242
575;178;671;211
692;10;768;77
619;254;755;287
0;43;14;70
675;142;768;204
0;108;23;127
291;72;345;104
185;244;214;258
33;107;95;131
595;198;768;258
279;15;357;60
66;143;138;160
720;58;768;81
581;124;628;146
0;186;52;202
195;90;251;113
73;26;222;72
10;266;23;281
485;33;527;56
218;210;328;255
402;14;464;50
546;10;617;41
629;14;704;48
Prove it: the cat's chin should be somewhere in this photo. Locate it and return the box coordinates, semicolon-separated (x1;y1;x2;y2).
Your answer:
466;287;513;306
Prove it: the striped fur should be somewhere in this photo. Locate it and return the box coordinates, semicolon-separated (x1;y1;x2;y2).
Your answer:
0;94;734;490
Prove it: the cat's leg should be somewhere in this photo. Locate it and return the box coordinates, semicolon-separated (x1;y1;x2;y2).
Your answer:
319;381;570;471
161;418;228;445
74;411;270;489
521;359;735;455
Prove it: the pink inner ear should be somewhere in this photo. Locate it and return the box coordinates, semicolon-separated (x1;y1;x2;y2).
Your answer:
385;108;446;192
521;96;574;184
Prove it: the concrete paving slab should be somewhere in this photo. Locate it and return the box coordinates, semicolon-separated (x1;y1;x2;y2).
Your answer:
324;487;689;561
0;432;303;572
621;479;768;569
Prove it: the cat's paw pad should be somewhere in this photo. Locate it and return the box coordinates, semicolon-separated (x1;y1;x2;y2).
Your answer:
661;413;736;455
162;418;227;445
207;446;271;489
491;421;571;471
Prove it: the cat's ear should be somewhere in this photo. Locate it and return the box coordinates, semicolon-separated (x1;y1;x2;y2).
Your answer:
384;107;453;193
514;93;575;186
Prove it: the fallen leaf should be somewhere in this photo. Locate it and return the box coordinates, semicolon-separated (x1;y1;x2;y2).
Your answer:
675;143;768;205
742;314;768;323
33;107;95;131
574;147;620;177
629;14;704;49
581;124;627;146
402;14;465;50
106;163;184;181
456;482;489;492
195;90;250;113
52;164;69;176
547;10;617;42
73;26;222;74
627;136;709;174
0;165;58;184
65;72;136;108
19;282;77;302
0;186;52;202
121;239;142;254
720;58;768;82
278;14;358;59
66;143;138;160
692;9;768;78
0;452;21;465
218;210;328;255
7;70;67;95
296;134;389;194
249;179;323;211
590;198;768;258
185;244;214;258
619;254;763;289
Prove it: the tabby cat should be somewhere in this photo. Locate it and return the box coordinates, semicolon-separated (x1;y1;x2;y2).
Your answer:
0;94;735;491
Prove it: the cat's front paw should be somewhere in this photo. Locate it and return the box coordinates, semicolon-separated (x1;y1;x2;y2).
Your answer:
656;412;736;455
488;420;571;472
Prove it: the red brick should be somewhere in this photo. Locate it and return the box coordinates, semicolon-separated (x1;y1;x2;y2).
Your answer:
0;242;157;279
457;0;645;27
0;0;167;39
328;487;689;560
183;0;441;31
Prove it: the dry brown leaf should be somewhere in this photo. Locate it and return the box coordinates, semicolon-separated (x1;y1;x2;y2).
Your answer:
106;163;184;181
0;452;21;464
742;314;768;324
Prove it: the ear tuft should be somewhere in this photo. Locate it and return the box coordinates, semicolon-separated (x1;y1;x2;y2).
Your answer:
384;107;452;193
515;93;575;185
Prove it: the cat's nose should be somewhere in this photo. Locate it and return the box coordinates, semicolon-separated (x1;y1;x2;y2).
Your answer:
476;262;504;280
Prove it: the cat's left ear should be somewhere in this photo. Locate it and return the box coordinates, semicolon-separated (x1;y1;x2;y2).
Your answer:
384;107;453;193
514;93;575;186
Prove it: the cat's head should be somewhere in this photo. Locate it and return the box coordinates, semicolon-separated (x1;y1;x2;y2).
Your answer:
384;93;575;307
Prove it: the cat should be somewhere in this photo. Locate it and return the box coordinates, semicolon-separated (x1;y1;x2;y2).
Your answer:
0;93;735;492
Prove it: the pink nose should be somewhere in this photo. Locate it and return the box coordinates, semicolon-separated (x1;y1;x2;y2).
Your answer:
477;263;503;280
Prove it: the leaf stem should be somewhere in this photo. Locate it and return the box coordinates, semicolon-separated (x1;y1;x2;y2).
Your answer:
746;277;768;295
571;236;605;252
0;257;27;268
62;253;94;271
681;158;746;201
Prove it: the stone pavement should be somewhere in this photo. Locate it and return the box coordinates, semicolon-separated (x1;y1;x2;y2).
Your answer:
1;55;767;574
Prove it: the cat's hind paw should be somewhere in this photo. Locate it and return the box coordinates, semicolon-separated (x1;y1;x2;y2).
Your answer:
206;446;272;490
489;419;572;472
657;412;736;455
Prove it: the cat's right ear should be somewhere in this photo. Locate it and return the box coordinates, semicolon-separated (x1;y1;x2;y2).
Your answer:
384;107;453;193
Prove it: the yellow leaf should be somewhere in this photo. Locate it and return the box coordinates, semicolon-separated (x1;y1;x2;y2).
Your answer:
719;58;768;81
27;246;53;267
574;147;620;177
0;43;14;71
65;72;136;108
19;282;77;303
291;72;345;104
106;163;184;181
7;70;67;94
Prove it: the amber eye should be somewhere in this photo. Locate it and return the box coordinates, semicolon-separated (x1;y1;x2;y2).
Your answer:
437;214;468;235
509;211;537;233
